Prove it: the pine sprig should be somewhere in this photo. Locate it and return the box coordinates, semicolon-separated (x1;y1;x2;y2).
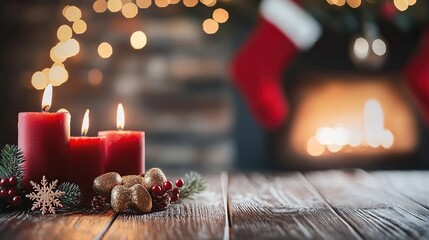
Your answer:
179;172;205;199
57;182;83;210
0;145;25;190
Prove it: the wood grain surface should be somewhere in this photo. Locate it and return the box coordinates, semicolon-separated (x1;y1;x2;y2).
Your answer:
102;175;226;240
0;170;428;240
0;210;115;240
306;170;429;240
228;173;361;240
372;171;429;209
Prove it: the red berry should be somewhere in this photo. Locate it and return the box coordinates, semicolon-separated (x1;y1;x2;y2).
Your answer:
0;178;9;187
151;185;162;196
163;181;173;191
172;188;180;195
12;196;22;206
175;179;184;188
8;189;16;197
8;176;17;186
171;194;179;202
0;189;7;198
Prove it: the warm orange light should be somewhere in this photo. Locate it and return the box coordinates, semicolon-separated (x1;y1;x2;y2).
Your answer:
117;103;125;130
202;19;219;34
42;83;53;112
183;0;198;7
213;8;229;23
57;25;73;42
98;42;113;59
81;109;90;136
72;20;87;34
122;3;138;18
93;0;108;13
31;71;48;90
64;6;82;22
136;0;152;8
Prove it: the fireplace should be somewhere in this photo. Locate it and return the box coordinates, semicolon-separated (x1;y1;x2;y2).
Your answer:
278;73;419;170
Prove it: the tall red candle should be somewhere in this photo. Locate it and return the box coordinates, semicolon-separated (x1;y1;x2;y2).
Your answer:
18;84;70;185
98;103;145;175
69;110;104;204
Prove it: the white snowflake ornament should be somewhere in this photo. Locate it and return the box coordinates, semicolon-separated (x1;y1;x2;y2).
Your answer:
25;175;65;215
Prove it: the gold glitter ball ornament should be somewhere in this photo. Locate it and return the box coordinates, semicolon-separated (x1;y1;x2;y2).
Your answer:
143;168;167;189
122;175;144;188
93;172;122;197
111;185;131;212
129;184;152;213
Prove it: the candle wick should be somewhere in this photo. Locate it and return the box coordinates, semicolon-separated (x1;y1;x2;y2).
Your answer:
42;105;51;113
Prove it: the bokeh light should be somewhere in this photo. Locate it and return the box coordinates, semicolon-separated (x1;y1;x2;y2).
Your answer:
122;3;138;18
93;0;108;13
169;0;181;4
372;39;387;56
72;20;87;34
307;137;325;157
200;0;216;7
136;0;152;8
107;0;123;12
64;6;82;22
63;38;80;57
155;0;170;7
48;66;69;86
31;71;49;90
50;47;66;63
183;0;198;7
57;25;73;42
394;0;408;11
353;37;369;60
98;42;113;59
202;19;219;34
213;8;229;23
130;31;147;49
346;0;361;8
88;69;103;86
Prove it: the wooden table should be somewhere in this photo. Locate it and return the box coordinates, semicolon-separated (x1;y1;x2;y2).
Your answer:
1;170;428;240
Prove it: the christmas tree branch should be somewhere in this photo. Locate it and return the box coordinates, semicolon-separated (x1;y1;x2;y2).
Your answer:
58;182;83;210
179;172;205;199
0;145;25;191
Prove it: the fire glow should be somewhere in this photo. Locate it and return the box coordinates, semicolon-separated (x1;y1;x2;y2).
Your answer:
307;99;394;157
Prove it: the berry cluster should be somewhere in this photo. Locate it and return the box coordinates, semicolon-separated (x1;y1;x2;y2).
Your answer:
0;176;22;207
150;179;184;211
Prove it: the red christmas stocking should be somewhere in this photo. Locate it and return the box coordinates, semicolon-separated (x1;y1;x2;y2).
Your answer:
404;27;429;124
231;0;321;130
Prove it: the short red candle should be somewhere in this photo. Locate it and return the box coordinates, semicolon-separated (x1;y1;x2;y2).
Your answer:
70;136;104;203
98;131;145;175
18;112;70;185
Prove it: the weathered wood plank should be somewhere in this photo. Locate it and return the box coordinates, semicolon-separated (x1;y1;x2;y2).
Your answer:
229;173;361;240
0;210;115;240
306;170;429;240
102;174;225;240
372;171;429;209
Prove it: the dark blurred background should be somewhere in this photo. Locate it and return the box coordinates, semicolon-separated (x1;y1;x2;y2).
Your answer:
1;0;429;171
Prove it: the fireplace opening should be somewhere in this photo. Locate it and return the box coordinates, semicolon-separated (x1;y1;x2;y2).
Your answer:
279;73;419;170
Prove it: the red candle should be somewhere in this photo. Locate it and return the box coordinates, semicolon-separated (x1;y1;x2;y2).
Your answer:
69;110;104;203
98;103;145;175
18;84;70;185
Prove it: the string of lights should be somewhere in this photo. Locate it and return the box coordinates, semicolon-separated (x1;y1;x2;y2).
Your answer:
31;0;230;90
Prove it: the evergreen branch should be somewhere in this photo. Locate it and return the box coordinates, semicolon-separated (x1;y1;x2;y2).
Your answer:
0;145;25;190
179;172;205;199
58;182;83;210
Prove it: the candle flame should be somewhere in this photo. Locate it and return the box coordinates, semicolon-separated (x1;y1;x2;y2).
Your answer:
81;109;90;136
117;103;125;130
41;83;53;112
